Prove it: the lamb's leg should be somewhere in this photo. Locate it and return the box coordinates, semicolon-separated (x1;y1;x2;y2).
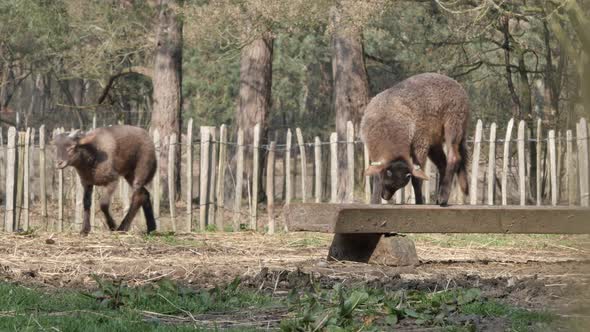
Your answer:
428;145;447;204
117;186;149;232
80;185;93;236
141;189;157;233
100;181;118;231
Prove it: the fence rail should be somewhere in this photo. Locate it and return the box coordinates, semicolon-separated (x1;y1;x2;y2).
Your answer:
1;116;589;234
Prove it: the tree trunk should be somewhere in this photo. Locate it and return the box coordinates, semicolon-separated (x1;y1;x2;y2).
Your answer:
235;32;273;202
151;0;183;199
500;16;520;118
331;5;370;202
0;60;14;111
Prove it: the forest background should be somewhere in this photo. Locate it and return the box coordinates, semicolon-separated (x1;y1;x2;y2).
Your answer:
1;0;588;199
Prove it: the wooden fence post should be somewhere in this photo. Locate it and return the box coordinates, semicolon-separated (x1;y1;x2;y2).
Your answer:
314;136;322;203
0;126;4;205
186;118;193;232
39;125;47;224
153;130;161;230
470;120;482;205
122;177;130;216
394;185;403;204
168;134;177;232
234;129;244;230
29;128;35;203
267;141;276;234
363;143;371;203
296;128;307;203
90;120;97;230
536;119;542;206
285;129;292;205
501;118;514;205
517;120;526;206
75;169;84;231
346;121;354;203
57;130;64;232
4;127;17;232
199;126;210;231
330;132;338;203
548;130;557;206
577;119;589;207
557;130;563;202
404;182;414;204
215;125;227;230
22;129;31;230
566;130;576;205
15;132;25;230
251;123;260;230
208;127;218;227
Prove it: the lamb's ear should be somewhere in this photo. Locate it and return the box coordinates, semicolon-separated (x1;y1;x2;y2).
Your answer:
77;131;97;146
411;166;429;180
365;161;386;176
68;129;82;139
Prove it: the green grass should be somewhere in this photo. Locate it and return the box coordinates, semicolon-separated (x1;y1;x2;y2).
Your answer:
0;278;569;332
142;232;207;247
0;277;275;332
461;299;553;331
283;234;329;248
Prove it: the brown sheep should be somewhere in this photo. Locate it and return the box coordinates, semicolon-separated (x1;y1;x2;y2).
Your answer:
361;73;470;206
53;125;157;234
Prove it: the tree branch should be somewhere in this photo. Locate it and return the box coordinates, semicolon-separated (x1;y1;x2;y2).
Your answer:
97;66;153;105
0;117;16;126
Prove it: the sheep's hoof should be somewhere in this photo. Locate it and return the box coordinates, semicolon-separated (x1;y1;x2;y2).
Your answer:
80;230;90;237
439;202;449;207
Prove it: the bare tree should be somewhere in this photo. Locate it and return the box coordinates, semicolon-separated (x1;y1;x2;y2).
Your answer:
330;4;369;202
236;31;274;201
150;0;183;198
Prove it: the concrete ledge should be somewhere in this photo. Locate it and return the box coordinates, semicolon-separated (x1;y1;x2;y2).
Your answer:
284;203;590;234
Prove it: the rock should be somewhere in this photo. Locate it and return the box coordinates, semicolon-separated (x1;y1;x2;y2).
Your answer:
327;233;419;266
369;234;419;266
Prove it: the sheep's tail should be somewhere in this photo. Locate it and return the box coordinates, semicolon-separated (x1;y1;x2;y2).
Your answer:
457;137;470;196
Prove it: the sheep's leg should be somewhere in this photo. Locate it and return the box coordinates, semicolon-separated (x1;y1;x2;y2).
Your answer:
117;186;149;232
457;138;469;196
439;143;461;206
411;149;428;205
411;177;424;204
80;185;93;236
100;181;118;231
428;145;447;204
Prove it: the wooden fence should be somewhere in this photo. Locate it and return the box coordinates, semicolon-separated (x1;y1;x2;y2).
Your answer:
1;117;589;234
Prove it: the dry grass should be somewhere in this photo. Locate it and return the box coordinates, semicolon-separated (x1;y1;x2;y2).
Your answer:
0;231;589;290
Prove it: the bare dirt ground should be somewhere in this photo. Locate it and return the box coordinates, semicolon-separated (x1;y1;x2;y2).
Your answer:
1;231;589;322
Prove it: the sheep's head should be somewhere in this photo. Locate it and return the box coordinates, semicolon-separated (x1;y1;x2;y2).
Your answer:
365;159;429;200
53;130;96;169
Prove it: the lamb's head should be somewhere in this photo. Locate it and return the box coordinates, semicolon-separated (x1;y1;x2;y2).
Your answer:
365;159;429;200
53;130;96;169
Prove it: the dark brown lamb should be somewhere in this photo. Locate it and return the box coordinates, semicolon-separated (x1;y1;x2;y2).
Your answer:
361;73;470;206
53;125;157;234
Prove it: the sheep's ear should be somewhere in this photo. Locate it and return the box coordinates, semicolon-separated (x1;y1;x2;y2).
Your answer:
77;131;97;146
365;161;386;176
411;166;429;180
